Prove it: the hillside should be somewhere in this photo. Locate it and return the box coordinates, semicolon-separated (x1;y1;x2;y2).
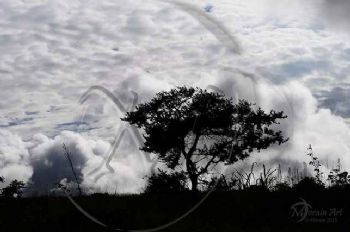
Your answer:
1;189;349;232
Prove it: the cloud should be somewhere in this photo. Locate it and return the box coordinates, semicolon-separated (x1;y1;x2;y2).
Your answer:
28;131;90;193
199;72;350;175
0;130;33;187
0;0;349;138
165;0;242;54
249;81;350;174
319;0;350;30
263;0;350;33
315;86;350;118
0;129;151;194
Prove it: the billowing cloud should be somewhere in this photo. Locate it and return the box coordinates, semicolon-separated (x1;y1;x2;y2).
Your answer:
0;130;33;187
0;129;151;194
201;72;350;174
256;81;350;171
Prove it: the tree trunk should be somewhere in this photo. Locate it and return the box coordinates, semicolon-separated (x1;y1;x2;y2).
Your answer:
183;140;200;193
185;157;199;192
189;174;199;192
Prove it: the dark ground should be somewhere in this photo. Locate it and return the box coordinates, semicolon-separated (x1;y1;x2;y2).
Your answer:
0;189;349;232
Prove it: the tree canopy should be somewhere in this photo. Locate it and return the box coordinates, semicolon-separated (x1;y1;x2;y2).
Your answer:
1;179;26;198
122;86;288;192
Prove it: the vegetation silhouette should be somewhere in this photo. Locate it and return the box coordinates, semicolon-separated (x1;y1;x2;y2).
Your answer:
0;179;26;198
144;169;189;193
1;145;350;231
122;86;288;192
328;158;350;187
293;177;325;195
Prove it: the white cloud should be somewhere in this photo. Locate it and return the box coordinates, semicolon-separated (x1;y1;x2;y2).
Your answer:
0;129;151;194
0;130;33;186
250;81;350;174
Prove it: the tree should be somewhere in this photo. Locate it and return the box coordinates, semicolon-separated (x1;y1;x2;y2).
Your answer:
122;86;288;192
1;180;26;198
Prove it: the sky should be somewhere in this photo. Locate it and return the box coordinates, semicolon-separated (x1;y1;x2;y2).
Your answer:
1;0;350;194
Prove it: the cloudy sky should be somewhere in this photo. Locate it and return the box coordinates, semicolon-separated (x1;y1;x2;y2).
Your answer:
1;0;350;193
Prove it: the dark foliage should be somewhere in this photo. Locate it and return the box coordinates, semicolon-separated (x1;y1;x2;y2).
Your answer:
1;190;348;232
1;179;26;198
243;184;270;193
327;159;350;186
273;182;292;192
328;171;350;186
122;86;288;191
204;175;237;192
293;177;325;194
328;183;350;192
144;169;189;193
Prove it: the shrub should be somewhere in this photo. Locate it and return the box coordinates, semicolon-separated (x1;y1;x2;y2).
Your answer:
1;180;26;198
244;184;269;193
293;177;325;194
204;175;237;192
327;159;350;187
273;182;292;192
144;169;188;193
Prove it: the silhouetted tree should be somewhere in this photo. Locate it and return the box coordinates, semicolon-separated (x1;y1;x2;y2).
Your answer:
1;180;26;198
122;87;288;192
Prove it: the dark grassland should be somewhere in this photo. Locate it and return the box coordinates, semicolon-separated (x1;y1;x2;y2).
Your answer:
1;188;350;232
